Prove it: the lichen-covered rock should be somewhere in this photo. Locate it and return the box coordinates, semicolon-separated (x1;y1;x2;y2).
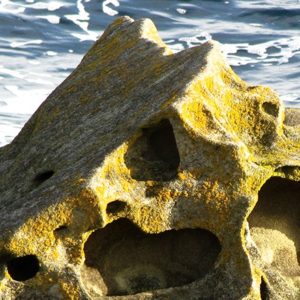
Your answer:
0;16;299;300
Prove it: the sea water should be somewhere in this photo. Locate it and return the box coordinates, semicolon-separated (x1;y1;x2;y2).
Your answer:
0;0;300;146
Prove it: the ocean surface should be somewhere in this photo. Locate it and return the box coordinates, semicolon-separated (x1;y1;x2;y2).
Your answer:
1;0;300;146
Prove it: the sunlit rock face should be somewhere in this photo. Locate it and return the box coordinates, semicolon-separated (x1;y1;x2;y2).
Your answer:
0;16;299;300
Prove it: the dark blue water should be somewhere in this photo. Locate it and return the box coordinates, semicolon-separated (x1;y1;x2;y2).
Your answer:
1;0;300;145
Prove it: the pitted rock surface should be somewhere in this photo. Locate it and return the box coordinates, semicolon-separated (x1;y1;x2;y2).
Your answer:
0;17;299;300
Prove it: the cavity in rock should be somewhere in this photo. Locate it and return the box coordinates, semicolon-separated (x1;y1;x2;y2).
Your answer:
125;119;180;181
83;218;221;296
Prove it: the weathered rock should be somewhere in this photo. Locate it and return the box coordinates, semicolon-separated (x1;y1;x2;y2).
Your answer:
0;16;299;299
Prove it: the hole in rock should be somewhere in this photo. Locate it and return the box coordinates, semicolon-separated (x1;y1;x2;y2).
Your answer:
7;255;40;281
262;102;279;118
248;177;300;275
33;170;54;186
106;200;127;215
0;253;13;279
275;165;295;173
260;277;270;300
275;166;300;179
54;225;68;233
83;218;221;296
125;119;180;181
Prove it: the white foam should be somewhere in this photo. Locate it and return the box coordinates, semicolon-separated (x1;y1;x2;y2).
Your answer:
0;66;25;79
0;0;25;14
0;123;23;146
237;0;300;9
176;8;187;15
220;36;300;67
280;93;300;103
4;85;19;95
28;1;66;11
249;23;263;28
102;0;120;16
178;32;212;48
71;32;98;42
0;85;46;145
247;44;267;57
46;51;58;56
0;0;64;34
26;78;52;85
40;15;60;24
48;2;65;11
0;0;70;17
0;53;83;146
65;0;98;41
28;60;41;65
10;39;43;48
2;85;48;115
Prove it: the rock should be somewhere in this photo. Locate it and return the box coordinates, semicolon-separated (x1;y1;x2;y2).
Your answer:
285;108;300;127
0;16;299;299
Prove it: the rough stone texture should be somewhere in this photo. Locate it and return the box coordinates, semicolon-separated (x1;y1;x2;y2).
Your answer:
0;16;299;300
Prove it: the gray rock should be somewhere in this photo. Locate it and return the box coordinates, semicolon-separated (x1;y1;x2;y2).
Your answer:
0;16;299;299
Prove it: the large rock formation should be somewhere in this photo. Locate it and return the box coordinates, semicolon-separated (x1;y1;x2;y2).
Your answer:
0;16;299;299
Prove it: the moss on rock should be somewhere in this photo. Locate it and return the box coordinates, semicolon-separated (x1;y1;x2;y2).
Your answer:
0;16;299;299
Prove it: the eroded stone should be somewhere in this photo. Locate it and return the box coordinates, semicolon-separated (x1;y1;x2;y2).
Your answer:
0;16;300;299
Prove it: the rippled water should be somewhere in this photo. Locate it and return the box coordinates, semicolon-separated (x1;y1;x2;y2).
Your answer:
1;0;300;145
